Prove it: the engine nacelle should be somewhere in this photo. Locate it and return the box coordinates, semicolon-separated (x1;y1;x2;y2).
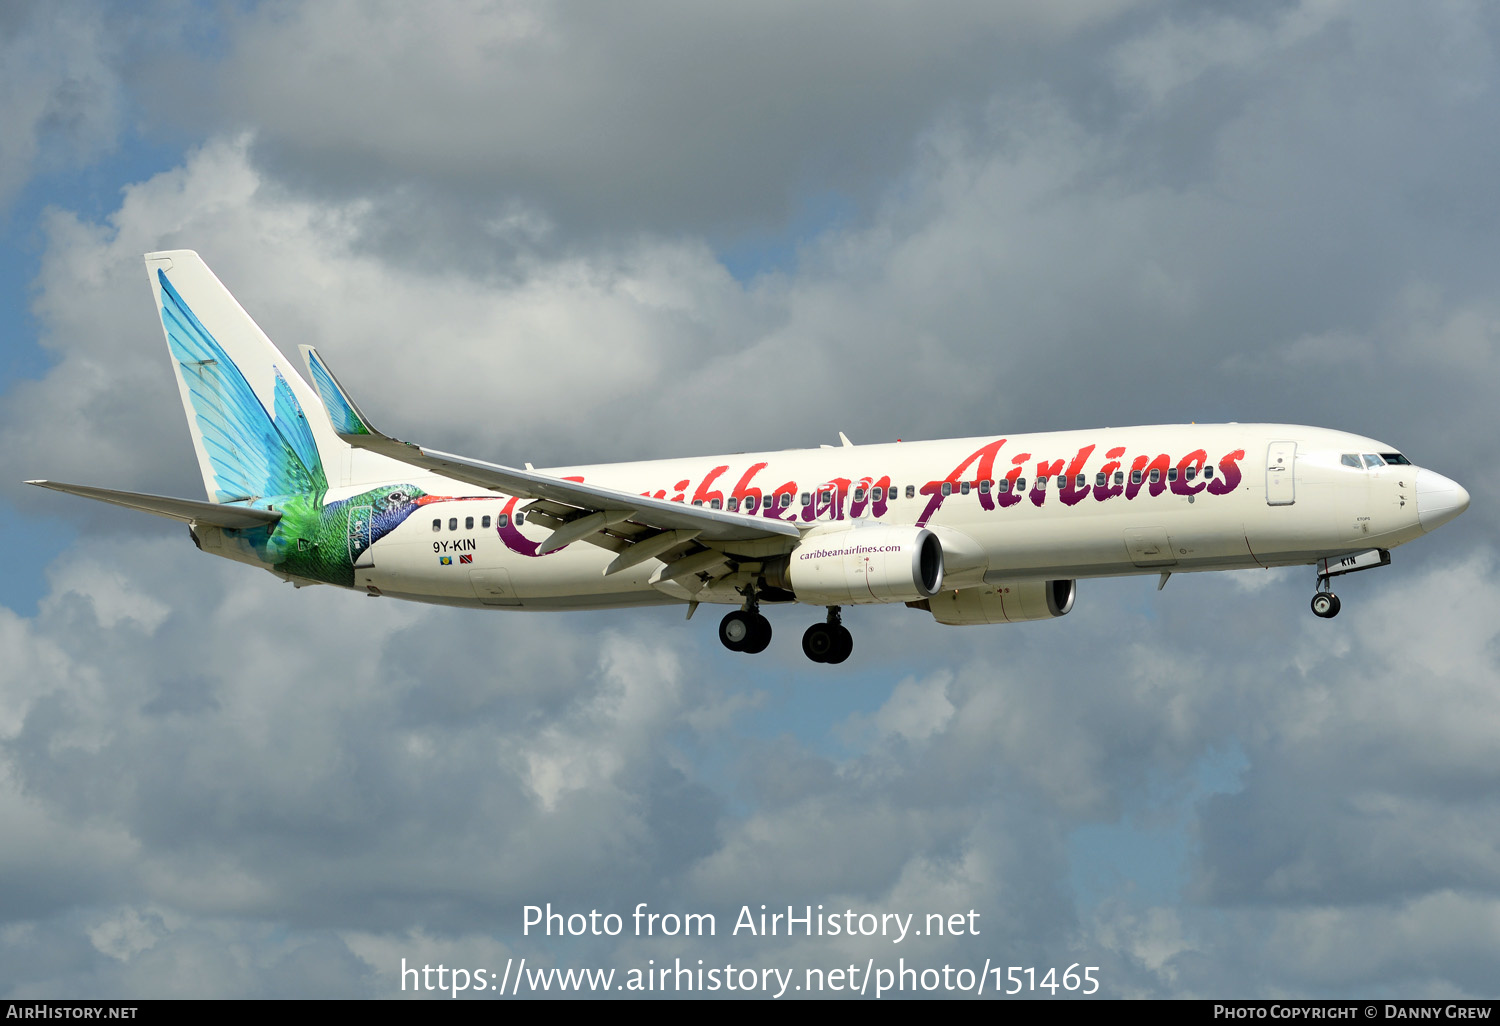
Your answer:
919;579;1076;625
784;525;944;605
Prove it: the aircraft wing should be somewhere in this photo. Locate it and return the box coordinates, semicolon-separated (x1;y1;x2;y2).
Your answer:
26;480;283;529
300;347;802;550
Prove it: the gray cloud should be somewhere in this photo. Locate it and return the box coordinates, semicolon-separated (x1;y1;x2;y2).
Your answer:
5;0;1500;999
5;531;1497;995
208;0;1142;239
0;2;122;210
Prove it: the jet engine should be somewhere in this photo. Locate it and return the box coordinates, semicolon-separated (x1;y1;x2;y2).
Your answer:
780;525;944;604
916;579;1076;625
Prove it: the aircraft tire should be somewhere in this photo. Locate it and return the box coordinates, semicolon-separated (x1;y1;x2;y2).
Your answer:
720;610;754;651
826;624;853;664
1310;592;1340;618
742;613;772;653
802;622;835;662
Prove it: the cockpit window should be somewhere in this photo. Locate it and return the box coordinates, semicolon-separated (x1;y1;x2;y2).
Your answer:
1362;454;1385;468
1341;454;1363;469
1381;452;1412;465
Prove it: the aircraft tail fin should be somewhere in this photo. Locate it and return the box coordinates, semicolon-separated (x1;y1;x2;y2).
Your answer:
147;251;345;505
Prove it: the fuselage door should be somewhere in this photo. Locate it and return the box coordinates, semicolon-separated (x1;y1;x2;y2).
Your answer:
1266;441;1297;506
348;504;374;567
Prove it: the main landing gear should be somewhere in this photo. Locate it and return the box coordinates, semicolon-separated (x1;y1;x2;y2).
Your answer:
802;607;853;665
718;593;854;664
719;589;772;654
719;608;772;653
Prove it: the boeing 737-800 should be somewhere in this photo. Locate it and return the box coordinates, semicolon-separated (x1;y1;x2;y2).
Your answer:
27;251;1471;663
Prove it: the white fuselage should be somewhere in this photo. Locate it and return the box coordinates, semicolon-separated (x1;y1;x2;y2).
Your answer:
239;423;1447;612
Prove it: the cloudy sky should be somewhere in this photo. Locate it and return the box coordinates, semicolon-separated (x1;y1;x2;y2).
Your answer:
2;0;1497;999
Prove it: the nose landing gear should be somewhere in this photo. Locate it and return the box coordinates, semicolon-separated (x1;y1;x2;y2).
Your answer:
802;606;854;664
1310;590;1341;618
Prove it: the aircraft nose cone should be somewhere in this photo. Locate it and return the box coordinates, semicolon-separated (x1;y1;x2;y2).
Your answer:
1416;469;1471;532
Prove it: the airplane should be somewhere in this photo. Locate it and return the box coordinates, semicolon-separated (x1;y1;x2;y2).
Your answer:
27;251;1472;664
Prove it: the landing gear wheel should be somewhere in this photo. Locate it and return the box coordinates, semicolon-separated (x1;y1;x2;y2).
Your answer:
720;610;754;651
802;622;853;663
1310;592;1341;618
721;610;772;653
743;613;772;653
802;623;835;662
826;624;853;664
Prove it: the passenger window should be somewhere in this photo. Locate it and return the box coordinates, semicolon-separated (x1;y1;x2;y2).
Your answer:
497;514;510;528
1015;477;1027;491
800;492;810;506
465;516;474;530
1166;468;1177;483
998;479;1010;493
1341;454;1363;469
1204;465;1214;479
780;494;791;508
514;512;525;525
482;515;491;528
710;498;721;509
1114;471;1124;486
449;517;458;530
905;485;915;499
978;480;990;495
959;481;970;495
941;482;952;496
432;519;441;532
692;499;703;506
873;487;884;502
1075;475;1085;488
1185;467;1196;481
854;487;866;502
727;498;738;512
1131;470;1142;485
819;490;831;504
1037;476;1049;489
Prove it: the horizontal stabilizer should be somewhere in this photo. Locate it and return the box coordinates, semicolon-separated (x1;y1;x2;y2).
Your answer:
26;480;282;529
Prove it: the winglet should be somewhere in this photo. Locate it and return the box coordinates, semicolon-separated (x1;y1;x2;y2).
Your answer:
300;345;375;439
299;346;426;463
